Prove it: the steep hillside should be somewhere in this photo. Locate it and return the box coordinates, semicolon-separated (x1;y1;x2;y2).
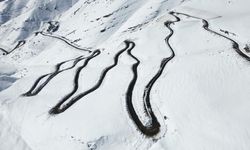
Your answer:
1;0;250;150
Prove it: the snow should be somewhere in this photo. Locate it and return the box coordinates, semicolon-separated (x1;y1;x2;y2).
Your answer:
0;63;17;92
1;0;250;150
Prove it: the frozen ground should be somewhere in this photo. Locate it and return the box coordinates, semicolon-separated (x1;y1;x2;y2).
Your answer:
1;0;250;150
0;63;17;91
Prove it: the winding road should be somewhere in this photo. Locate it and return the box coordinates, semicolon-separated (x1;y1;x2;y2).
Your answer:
173;11;250;61
22;55;87;96
49;42;131;114
22;12;181;137
22;28;95;97
22;12;182;137
125;12;180;136
35;31;92;53
0;40;26;55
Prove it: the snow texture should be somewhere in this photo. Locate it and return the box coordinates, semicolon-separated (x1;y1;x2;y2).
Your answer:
1;0;250;150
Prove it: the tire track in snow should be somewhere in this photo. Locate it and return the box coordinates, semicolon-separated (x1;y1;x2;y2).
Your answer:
49;42;130;114
173;12;250;61
125;13;180;136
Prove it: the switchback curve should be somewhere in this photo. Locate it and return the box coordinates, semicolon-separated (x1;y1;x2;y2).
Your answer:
125;12;180;137
22;55;86;96
49;42;130;114
173;12;250;61
0;40;26;55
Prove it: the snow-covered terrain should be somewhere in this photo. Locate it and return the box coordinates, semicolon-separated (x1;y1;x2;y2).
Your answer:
1;0;250;149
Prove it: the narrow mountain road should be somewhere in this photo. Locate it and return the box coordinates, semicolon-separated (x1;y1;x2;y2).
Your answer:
35;31;92;53
22;12;181;137
22;55;87;96
0;40;25;55
49;42;131;114
173;12;250;61
125;13;180;137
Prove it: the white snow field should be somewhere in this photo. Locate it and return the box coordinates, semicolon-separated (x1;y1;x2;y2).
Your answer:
1;0;250;149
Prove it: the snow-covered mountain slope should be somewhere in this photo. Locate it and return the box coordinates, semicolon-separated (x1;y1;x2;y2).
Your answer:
1;0;250;149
